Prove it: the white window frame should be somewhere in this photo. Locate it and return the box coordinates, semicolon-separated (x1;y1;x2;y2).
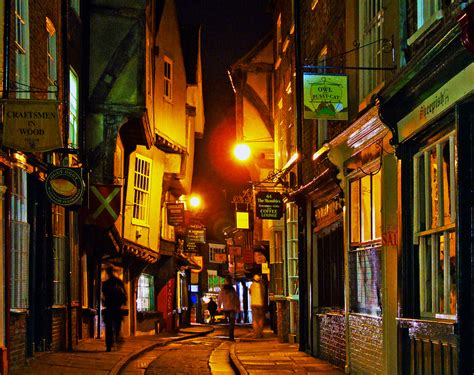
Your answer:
132;154;152;225
349;168;383;316
358;0;384;100
46;18;57;100
413;131;457;319
10;168;30;310
286;202;299;297
69;69;79;149
14;0;30;99
164;56;173;101
207;270;224;292
137;274;154;312
270;229;285;296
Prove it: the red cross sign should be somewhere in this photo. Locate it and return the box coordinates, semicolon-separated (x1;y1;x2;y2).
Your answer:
89;185;121;228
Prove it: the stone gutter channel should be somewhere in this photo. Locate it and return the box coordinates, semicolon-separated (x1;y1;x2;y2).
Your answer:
110;327;216;375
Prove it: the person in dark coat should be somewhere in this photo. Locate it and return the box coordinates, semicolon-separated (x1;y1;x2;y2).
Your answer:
207;297;218;324
217;276;240;340
102;266;127;352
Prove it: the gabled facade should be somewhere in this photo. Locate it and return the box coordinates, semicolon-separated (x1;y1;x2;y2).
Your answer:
85;0;203;338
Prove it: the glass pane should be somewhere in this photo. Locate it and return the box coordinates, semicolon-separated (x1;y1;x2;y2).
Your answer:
361;175;372;242
429;148;438;229
350;180;360;243
418;154;426;231
372;171;382;239
441;141;452;225
448;232;456;315
424;236;432;312
437;234;445;313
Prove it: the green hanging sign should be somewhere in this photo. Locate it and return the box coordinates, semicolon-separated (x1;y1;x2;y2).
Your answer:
303;73;348;120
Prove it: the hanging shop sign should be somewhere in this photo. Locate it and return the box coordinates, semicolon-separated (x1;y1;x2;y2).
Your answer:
303;73;348;120
190;256;203;273
89;185;121;228
2;100;63;152
255;192;283;220
45;167;85;206
186;224;206;252
167;203;185;226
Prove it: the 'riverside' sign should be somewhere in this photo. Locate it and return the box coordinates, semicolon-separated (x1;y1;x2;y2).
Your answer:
255;192;283;220
2;100;63;152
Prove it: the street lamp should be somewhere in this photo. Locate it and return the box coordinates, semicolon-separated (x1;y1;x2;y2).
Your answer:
233;143;251;161
189;195;202;209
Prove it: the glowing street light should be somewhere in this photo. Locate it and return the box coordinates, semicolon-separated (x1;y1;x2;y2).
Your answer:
233;143;251;161
189;195;201;208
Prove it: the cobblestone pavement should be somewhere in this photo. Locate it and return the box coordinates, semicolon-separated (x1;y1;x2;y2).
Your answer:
12;324;345;374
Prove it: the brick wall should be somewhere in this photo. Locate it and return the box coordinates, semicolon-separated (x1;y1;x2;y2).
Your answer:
317;313;346;368
349;314;383;375
9;313;27;372
51;308;66;352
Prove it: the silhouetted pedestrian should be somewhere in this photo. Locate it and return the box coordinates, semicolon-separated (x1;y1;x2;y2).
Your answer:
249;274;265;338
207;297;218;324
102;266;127;352
217;276;240;340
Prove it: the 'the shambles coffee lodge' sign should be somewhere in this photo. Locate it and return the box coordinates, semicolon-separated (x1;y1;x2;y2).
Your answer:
2;100;63;152
255;192;283;220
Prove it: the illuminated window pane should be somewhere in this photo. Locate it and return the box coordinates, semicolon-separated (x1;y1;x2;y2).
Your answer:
350;180;360;243
372;171;382;239
361;175;371;242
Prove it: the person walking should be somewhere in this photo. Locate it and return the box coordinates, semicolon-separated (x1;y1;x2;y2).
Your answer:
102;266;127;352
249;274;265;338
217;276;240;340
207;297;218;324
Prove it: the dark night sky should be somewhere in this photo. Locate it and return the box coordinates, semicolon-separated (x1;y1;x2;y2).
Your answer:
176;0;272;241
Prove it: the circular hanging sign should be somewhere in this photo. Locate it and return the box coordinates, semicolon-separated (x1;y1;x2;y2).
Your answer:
45;167;85;206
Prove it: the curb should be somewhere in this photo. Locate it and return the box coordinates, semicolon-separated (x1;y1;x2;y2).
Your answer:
109;327;214;375
229;343;248;375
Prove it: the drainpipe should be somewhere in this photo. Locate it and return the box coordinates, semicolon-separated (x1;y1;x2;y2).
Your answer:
61;0;73;352
2;0;11;99
293;0;308;352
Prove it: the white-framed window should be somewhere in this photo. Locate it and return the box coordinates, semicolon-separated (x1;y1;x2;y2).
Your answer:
209;244;226;263
417;0;441;30
69;69;79;148
14;0;30;99
70;0;80;16
349;169;382;316
413;131;457;319
358;0;384;100
132;155;151;225
52;204;66;305
46;18;57;100
10;168;30;310
164;57;173;101
137;274;154;312
286;202;298;297
207;270;224;292
270;230;284;296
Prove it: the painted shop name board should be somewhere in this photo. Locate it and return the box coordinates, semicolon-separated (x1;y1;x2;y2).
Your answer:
399;62;474;141
255;192;283;220
2;100;63;152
